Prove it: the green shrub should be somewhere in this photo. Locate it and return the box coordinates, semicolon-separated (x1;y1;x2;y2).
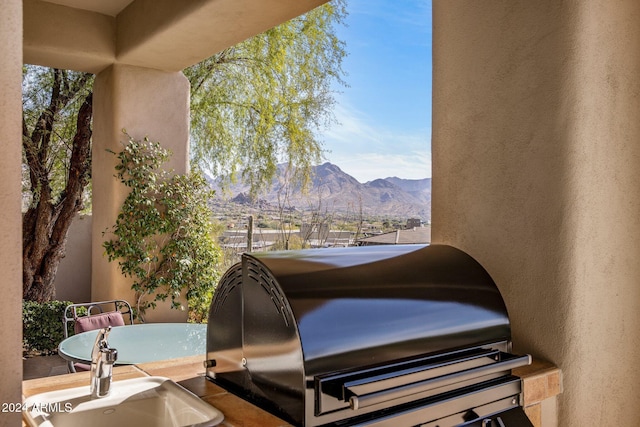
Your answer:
22;300;73;355
103;133;222;322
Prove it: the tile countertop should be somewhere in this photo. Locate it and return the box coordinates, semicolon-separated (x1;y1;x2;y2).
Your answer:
22;355;562;427
21;355;291;427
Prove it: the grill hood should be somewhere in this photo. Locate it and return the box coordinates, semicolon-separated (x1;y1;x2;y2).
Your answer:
206;244;520;426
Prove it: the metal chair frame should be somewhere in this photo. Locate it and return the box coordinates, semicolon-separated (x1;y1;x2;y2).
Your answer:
61;299;134;372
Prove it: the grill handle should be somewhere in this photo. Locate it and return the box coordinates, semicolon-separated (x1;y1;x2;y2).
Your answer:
348;354;531;411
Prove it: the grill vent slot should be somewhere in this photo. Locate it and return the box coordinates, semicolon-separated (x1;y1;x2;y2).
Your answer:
212;266;242;315
246;258;290;327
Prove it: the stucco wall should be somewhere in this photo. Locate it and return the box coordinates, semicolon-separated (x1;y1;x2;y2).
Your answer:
92;65;190;322
433;1;640;425
55;215;92;303
0;0;23;425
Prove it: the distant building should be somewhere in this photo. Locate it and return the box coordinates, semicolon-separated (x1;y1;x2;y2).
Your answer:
300;223;330;242
220;228;281;251
406;218;422;229
324;231;353;247
221;227;356;251
357;226;431;246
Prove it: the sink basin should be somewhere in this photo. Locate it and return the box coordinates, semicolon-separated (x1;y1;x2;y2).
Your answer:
23;376;224;427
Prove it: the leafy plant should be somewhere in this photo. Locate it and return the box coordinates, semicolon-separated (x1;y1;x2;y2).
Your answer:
103;133;222;322
22;300;74;354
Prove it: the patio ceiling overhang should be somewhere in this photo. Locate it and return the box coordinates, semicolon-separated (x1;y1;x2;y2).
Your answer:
24;0;329;73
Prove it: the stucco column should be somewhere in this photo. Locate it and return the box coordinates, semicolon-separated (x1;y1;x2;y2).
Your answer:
433;1;640;425
92;64;189;322
0;0;23;425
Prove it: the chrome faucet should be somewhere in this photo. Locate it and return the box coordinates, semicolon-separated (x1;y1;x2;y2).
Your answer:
90;326;118;398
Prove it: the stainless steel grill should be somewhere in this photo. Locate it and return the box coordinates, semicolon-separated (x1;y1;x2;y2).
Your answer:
205;244;533;427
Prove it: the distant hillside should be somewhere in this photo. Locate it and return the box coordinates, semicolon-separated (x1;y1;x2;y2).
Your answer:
383;176;432;204
210;162;431;220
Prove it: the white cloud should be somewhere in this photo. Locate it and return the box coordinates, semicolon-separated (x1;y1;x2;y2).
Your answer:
324;102;385;145
332;151;431;183
321;101;431;182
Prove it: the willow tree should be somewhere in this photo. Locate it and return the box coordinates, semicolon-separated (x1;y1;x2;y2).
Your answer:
185;0;347;195
21;1;347;302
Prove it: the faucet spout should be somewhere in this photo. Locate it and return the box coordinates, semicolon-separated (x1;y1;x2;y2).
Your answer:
90;326;118;398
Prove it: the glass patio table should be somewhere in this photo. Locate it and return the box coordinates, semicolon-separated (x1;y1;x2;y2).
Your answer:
58;323;207;365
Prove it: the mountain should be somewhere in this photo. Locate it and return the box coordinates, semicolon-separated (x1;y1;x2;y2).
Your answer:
383;176;432;203
210;162;431;220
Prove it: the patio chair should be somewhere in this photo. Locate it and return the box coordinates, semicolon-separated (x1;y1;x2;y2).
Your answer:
62;299;133;373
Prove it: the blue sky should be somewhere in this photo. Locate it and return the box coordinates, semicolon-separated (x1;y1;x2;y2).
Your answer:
321;0;432;182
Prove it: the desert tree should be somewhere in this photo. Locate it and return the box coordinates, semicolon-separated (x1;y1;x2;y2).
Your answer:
22;67;93;302
185;0;347;196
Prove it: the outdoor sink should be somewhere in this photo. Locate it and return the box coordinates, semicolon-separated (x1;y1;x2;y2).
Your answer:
23;376;224;427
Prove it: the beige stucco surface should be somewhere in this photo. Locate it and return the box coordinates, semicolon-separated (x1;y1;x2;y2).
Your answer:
433;1;640;425
92;65;190;322
54;215;92;303
24;0;329;73
116;0;329;72
0;0;23;425
23;0;116;73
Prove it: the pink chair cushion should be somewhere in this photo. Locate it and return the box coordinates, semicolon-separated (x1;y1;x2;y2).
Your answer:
74;311;125;334
73;362;91;372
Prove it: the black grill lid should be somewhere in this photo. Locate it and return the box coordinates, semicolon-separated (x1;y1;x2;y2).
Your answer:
208;244;510;377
